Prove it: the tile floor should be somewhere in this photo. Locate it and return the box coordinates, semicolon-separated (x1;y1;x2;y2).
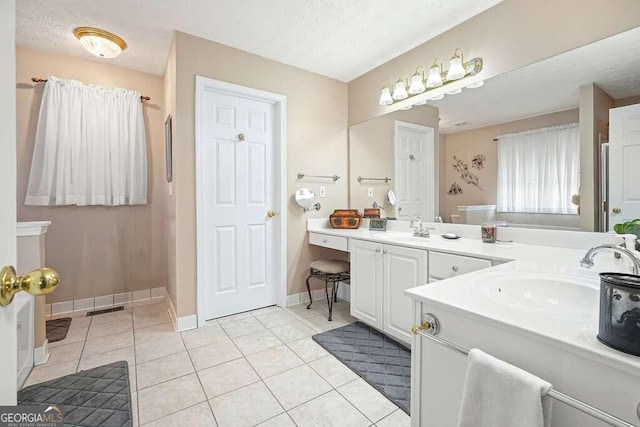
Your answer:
27;297;410;426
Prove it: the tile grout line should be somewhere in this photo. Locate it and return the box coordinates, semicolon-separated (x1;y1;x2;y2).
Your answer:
179;330;219;426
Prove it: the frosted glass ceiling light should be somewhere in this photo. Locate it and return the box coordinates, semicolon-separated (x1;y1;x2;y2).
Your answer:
74;27;127;59
466;80;484;89
426;59;443;88
408;68;426;95
392;77;408;101
446;48;465;81
379;84;393;105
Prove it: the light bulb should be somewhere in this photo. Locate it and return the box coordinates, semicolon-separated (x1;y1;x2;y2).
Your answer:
379;86;393;105
408;71;425;95
392;79;408;101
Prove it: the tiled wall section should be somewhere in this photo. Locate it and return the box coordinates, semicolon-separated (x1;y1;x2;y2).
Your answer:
48;287;166;317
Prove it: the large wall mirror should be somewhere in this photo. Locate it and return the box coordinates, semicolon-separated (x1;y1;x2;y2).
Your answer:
348;27;640;232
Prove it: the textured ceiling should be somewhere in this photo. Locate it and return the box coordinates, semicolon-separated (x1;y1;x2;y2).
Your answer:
435;27;640;134
16;0;503;81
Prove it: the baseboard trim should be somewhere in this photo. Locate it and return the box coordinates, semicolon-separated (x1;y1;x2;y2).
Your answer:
49;286;167;316
286;282;350;306
165;288;197;332
34;340;49;366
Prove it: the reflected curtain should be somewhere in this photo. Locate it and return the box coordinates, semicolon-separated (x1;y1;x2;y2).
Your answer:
497;123;579;214
25;77;147;206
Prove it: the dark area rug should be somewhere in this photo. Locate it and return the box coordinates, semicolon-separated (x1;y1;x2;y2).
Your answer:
312;321;411;414
18;361;133;427
46;317;72;343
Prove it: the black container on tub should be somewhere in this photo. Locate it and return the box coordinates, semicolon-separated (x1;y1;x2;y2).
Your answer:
598;273;640;356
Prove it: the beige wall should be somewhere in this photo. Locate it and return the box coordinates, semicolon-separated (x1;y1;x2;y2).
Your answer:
170;32;348;317
615;95;640;108
579;84;614;231
347;0;640;126
443;109;580;225
349;106;439;216
16;47;168;304
163;42;178;313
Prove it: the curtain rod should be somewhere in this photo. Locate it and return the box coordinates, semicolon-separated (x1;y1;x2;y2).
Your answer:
31;78;151;102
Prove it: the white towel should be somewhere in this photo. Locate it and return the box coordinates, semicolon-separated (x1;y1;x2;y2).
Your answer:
457;349;552;427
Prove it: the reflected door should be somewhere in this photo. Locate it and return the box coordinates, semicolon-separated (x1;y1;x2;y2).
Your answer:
198;89;276;319
394;121;435;221
609;103;640;229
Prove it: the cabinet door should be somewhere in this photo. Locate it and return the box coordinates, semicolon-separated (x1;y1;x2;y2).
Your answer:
349;239;384;329
383;244;428;345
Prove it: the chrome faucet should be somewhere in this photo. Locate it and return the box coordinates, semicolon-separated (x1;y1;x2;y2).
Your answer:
410;215;433;237
580;244;640;275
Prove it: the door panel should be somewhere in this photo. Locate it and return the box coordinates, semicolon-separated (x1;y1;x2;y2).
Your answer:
394;121;435;221
610;104;640;228
350;239;383;329
200;89;276;319
384;245;427;345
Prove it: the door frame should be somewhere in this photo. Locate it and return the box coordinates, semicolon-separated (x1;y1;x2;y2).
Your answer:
393;120;435;221
195;76;287;328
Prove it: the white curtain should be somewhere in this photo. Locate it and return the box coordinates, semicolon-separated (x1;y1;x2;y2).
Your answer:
497;123;579;214
26;77;147;206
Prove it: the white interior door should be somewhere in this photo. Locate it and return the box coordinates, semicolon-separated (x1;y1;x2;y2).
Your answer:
609;103;640;229
394;121;435;221
198;89;277;320
0;0;18;404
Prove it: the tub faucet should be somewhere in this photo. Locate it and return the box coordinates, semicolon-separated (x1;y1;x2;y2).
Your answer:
580;244;640;275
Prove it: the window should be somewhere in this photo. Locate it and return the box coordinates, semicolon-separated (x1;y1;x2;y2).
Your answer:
496;123;579;214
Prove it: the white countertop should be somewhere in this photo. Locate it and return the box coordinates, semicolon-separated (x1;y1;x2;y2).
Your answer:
307;219;640;375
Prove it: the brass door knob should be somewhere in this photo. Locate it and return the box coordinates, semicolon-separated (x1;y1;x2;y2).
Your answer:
267;210;276;218
612;207;621;214
1;266;59;307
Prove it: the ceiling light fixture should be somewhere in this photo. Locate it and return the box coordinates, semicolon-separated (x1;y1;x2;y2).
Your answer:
378;48;483;106
74;27;127;59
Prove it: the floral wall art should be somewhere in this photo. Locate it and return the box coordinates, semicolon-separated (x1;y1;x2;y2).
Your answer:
452;155;483;191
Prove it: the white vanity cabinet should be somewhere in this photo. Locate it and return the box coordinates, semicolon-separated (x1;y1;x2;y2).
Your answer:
428;251;492;282
349;239;384;329
349;238;427;344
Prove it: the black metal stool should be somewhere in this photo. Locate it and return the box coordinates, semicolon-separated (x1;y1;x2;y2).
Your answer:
305;260;350;321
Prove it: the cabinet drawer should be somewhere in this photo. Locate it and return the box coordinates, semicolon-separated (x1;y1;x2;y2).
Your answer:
309;232;348;252
429;251;492;280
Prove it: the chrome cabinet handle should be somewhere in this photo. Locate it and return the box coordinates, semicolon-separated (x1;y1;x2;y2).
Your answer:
451;266;459;272
375;248;381;253
383;250;388;254
322;239;328;243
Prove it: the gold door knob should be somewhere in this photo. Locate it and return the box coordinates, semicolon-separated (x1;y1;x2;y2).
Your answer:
267;210;276;218
612;207;621;214
1;266;59;307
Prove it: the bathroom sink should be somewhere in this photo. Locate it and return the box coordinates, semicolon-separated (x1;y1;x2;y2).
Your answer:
470;272;598;321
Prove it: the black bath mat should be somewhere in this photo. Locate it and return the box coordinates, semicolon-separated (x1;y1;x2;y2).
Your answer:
312;322;411;414
46;317;72;343
18;361;133;426
87;306;125;317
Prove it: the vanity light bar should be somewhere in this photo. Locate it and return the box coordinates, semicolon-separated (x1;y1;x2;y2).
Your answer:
378;49;483;106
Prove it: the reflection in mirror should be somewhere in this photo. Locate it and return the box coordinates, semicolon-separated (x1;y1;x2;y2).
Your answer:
349;27;640;232
295;188;321;212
